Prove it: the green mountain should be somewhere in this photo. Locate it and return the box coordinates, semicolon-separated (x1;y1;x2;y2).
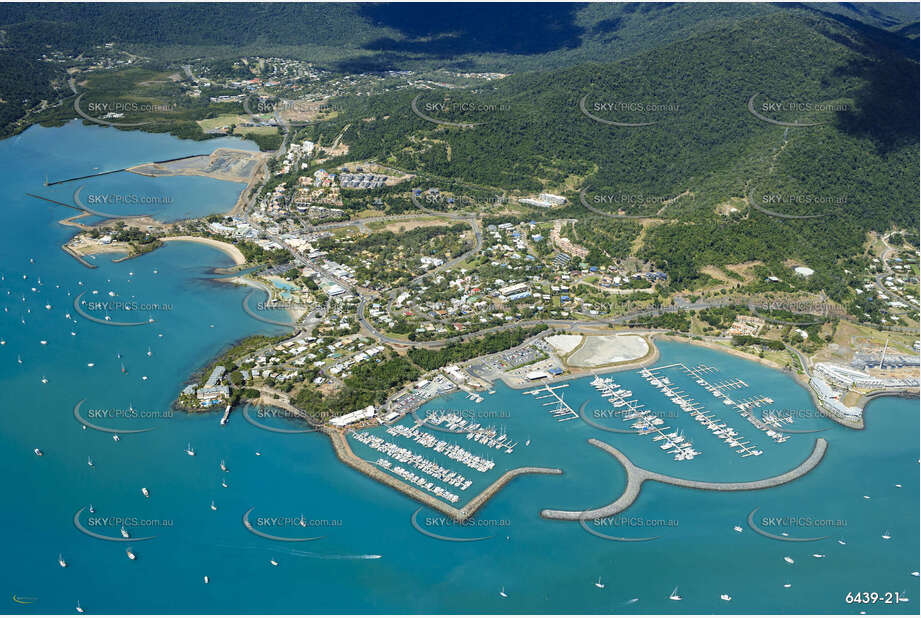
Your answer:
324;10;917;294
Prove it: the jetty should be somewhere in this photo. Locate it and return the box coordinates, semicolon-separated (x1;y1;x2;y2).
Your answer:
525;383;578;421
540;437;827;521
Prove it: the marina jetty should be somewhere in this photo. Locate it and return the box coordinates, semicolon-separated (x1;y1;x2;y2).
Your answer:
541;437;827;521
327;429;561;522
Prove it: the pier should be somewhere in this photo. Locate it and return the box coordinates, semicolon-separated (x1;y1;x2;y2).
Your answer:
540;437;827;521
525;383;578;421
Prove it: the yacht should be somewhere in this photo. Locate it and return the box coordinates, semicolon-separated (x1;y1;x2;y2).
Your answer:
185;443;195;456
33;448;43;456
58;554;67;568
733;525;743;533
120;525;130;539
594;577;605;589
220;460;227;472
141;487;149;498
668;587;682;601
126;549;136;560
88;504;95;514
499;587;508;598
812;554;825;558
837;539;846;545
210;500;217;511
882;530;891;540
783;556;794;564
76;601;84;613
720;594;732;601
221;479;228;488
113;434;119;442
203;576;209;584
269;559;278;566
783;583;792;589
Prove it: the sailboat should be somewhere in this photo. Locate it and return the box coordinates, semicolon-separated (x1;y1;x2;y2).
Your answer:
499;587;508;598
220;459;227;472
33;448;43;456
87;457;94;468
221;479;228;488
210;500;217;511
76;601;84;613
113;434;120;442
146;346;152;357
141;487;149;498
120;525;130;539
783;556;794;564
88;504;95;514
733;525;743;533
594;577;605;589
203;576;210;584
720;594;732;601
882;530;891;540
668;587;682;601
58;554;67;568
126;549;136;560
185;443;195;456
269;559;278;566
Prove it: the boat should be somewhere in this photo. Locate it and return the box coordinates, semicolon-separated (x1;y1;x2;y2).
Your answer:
76;601;84;613
220;459;227;472
299;515;307;528
221;479;228;488
88;504;95;514
837;539;846;545
210;500;217;511
720;594;732;601
58;553;67;568
882;530;891;540
40;376;47;384
269;559;278;566
185;443;195;456
120;525;130;539
783;583;792;589
812;554;825;558
146;347;152;357
594;577;605;589
141;487;149;498
668;587;682;601
113;434;119;442
33;448;43;456
204;576;209;584
783;556;794;564
499;587;508;598
525;439;531;446
126;549;136;560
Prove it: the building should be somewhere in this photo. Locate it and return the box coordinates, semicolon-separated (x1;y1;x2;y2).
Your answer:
329;405;376;427
196;385;230;406
498;282;529;299
539;193;567;205
204;365;226;388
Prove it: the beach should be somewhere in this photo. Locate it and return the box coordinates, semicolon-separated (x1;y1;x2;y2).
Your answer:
161;235;246;265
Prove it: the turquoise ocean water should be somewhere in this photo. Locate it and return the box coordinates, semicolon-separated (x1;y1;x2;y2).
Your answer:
0;121;917;614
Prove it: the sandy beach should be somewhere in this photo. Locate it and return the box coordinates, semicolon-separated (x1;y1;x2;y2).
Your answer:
161;235;246;265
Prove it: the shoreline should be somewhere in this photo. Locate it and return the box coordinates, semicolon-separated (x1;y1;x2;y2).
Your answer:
161;235;246;265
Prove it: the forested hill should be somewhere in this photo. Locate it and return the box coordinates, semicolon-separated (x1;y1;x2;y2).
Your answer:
324;11;917;293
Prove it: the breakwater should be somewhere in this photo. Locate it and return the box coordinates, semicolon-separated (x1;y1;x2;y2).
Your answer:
541;437;827;521
327;429;561;522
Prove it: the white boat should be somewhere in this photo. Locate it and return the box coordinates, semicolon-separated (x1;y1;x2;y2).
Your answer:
141;487;149;498
594;577;605;589
299;515;307;528
113;434;120;442
204;576;210;584
126;549;136;560
120;525;130;539
76;601;84;613
221;479;228;488
499;587;508;598
210;500;217;511
668;587;682;601
88;504;95;514
33;448;43;456
882;530;891;540
783;556;794;564
58;553;67;568
41;376;48;384
220;460;227;472
269;559;278;566
812;553;825;558
837;539;846;545
720;594;732;601
185;443;195;456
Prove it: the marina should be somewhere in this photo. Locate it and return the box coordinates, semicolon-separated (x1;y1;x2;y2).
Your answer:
525;383;578;421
